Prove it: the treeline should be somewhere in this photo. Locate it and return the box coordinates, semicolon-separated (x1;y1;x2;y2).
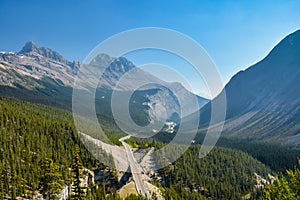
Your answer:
214;136;300;172
190;133;300;172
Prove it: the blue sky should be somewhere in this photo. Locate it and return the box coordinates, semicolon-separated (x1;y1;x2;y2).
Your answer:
0;0;300;97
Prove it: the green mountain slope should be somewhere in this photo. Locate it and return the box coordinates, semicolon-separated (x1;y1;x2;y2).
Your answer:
0;96;277;200
0;97;114;199
157;145;271;199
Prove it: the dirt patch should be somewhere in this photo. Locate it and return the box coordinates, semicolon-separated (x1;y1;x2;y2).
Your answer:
118;181;138;199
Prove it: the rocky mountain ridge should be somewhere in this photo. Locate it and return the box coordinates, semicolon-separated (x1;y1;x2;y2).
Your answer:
0;41;209;126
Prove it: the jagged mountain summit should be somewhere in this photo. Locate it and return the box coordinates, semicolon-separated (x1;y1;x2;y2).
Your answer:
0;41;209;126
20;41;71;65
0;42;78;88
198;30;300;147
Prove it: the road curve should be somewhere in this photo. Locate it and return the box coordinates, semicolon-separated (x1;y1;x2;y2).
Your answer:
119;136;151;199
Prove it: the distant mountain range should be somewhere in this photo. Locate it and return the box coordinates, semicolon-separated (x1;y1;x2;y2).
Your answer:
198;30;300;147
2;30;300;148
0;41;208;127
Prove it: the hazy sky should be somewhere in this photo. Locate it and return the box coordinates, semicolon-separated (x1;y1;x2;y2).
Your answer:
1;0;300;97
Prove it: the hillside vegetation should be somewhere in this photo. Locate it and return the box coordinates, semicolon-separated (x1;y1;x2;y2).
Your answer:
0;97;113;199
1;97;298;199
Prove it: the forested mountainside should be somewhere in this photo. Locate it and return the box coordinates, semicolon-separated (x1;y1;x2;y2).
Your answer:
157;146;271;199
0;97;278;200
0;97;117;199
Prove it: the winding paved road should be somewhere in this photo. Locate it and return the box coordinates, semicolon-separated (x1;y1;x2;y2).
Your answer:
119;136;151;199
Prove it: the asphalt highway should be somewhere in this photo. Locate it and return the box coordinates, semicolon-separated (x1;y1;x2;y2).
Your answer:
120;136;151;199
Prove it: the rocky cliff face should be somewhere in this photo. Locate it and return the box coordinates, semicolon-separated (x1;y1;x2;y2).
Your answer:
89;53;209;123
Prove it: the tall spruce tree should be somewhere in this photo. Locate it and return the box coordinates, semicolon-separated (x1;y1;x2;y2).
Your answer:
71;147;86;199
38;158;63;200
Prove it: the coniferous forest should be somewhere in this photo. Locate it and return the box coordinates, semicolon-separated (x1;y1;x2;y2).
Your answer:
0;97;95;199
0;96;299;199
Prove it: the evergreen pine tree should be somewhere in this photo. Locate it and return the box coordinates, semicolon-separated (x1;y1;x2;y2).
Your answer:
71;147;86;199
38;158;63;200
